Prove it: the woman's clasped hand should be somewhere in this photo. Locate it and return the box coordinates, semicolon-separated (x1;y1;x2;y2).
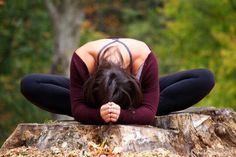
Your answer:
100;102;121;123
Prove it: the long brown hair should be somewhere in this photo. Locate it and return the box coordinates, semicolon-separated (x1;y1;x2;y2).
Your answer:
83;46;143;109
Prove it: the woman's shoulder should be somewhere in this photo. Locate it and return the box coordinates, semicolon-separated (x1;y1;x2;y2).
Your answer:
74;39;112;55
121;38;147;44
74;42;98;74
75;38;147;52
82;38;147;46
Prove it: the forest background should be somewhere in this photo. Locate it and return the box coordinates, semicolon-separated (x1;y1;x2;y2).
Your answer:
1;0;236;145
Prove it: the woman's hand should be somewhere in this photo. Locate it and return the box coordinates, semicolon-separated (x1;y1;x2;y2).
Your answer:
100;102;111;123
109;102;121;122
100;102;121;123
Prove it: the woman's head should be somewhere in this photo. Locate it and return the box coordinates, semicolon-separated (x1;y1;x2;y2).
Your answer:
84;46;142;109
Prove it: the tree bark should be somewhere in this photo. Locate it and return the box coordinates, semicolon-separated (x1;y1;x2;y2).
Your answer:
1;107;236;156
45;0;83;76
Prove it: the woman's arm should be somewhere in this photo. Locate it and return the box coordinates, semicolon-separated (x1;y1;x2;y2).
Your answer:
70;53;105;124
116;53;160;125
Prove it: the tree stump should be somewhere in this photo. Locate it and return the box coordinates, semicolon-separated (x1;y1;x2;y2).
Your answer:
0;107;235;157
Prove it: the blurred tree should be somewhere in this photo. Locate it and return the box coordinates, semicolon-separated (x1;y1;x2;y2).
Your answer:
0;0;4;6
45;0;83;75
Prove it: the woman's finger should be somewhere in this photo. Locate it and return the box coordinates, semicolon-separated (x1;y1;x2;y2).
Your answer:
101;108;110;116
109;103;121;116
101;112;111;123
100;104;112;123
110;112;120;123
110;113;118;119
110;117;118;122
110;102;121;109
101;103;112;113
109;108;120;115
100;103;110;110
104;114;111;123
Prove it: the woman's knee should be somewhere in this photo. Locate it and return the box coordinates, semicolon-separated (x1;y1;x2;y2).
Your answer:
20;74;40;96
196;69;215;91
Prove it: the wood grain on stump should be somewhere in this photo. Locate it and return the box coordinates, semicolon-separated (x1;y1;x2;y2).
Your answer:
0;107;235;157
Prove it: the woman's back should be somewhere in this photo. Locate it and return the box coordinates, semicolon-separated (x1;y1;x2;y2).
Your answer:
75;38;151;75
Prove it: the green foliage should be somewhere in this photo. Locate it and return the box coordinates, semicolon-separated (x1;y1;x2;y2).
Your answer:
160;0;236;109
0;0;52;145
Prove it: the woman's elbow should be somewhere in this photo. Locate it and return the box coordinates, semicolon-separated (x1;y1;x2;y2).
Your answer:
139;113;156;125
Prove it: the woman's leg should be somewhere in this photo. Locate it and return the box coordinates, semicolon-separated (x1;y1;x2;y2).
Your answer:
20;74;72;116
156;69;215;116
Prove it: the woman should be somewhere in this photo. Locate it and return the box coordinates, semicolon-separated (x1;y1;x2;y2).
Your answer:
20;38;215;124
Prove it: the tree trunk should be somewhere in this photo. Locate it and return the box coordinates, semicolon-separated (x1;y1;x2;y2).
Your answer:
45;0;83;75
44;0;84;120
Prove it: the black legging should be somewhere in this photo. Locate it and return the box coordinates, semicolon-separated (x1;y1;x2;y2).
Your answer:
20;69;215;117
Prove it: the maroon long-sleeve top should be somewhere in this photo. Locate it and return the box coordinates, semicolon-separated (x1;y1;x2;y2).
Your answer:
70;51;159;125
